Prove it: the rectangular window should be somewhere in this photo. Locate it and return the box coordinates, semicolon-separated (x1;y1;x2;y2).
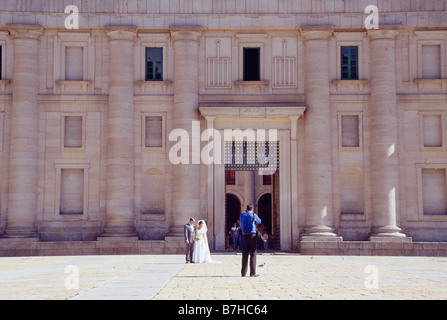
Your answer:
341;115;360;148
423;115;442;148
64;116;83;148
60;169;84;215
422;44;441;79
145;116;163;148
65;46;84;81
263;174;272;186
422;169;447;215
243;48;260;81
225;171;236;185
341;46;359;80
146;48;163;81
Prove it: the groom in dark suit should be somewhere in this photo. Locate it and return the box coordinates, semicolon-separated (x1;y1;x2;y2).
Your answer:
184;218;195;263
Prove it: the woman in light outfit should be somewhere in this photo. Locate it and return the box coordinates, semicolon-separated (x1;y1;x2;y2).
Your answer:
192;220;220;264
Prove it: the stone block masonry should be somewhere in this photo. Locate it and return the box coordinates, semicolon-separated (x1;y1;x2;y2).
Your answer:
0;0;446;256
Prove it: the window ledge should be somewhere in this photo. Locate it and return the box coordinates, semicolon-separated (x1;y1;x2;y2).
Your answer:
332;79;369;92
422;214;447;222
56;80;92;93
234;81;269;93
340;146;361;152
63;147;84;153
0;79;11;93
136;80;172;94
143;146;164;152
414;79;447;91
422;146;444;152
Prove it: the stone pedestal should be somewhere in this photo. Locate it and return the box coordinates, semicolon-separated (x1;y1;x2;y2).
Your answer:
301;26;341;241
367;28;411;242
101;27;138;238
168;26;203;238
3;25;43;239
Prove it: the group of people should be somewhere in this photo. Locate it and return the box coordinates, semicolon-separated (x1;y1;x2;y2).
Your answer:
228;220;270;251
184;204;262;277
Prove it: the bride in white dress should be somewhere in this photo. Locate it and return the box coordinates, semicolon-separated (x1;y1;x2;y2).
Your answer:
192;220;220;264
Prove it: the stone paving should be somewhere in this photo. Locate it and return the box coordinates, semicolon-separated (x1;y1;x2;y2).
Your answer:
0;253;446;300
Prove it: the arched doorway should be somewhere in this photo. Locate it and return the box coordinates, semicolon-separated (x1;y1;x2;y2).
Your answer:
225;193;241;240
257;193;272;235
257;192;281;250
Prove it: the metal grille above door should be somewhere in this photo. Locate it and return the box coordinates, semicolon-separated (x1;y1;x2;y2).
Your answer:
224;141;279;172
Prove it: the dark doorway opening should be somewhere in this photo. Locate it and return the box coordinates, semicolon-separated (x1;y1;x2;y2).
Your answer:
257;193;272;235
225;193;241;239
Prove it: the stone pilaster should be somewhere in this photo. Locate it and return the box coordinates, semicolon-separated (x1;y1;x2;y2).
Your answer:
243;171;255;209
301;26;342;241
4;25;43;239
167;26;202;236
367;28;410;241
101;27;138;238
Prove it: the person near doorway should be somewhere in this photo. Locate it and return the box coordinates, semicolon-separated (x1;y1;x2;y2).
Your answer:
239;204;261;277
262;232;269;250
236;219;242;250
231;222;239;250
184;218;195;263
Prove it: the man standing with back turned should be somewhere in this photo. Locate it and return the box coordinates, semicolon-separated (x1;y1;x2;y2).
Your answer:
239;204;261;277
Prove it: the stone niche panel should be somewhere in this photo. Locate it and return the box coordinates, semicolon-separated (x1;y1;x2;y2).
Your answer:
271;37;297;88
205;36;232;88
141;168;165;216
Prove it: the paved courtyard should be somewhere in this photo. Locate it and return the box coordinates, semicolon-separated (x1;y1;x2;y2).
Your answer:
0;253;446;300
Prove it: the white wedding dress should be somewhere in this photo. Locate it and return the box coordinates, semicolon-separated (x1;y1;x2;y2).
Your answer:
192;222;221;264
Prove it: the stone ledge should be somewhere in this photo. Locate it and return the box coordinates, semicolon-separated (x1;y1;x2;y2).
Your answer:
0;239;184;257
299;241;447;257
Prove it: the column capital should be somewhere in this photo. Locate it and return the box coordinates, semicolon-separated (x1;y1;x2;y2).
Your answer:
367;26;402;41
7;24;43;41
300;25;335;41
170;26;203;43
105;25;138;42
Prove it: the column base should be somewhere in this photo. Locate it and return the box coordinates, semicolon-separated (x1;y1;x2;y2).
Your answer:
165;225;184;241
300;225;343;241
99;226;138;240
2;227;39;240
369;226;412;242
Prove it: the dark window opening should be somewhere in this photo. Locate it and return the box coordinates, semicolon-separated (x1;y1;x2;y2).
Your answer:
225;171;236;185
341;46;359;80
146;47;163;81
263;174;272;186
243;48;260;81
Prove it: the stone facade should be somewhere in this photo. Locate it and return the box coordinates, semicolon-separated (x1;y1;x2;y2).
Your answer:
0;0;446;255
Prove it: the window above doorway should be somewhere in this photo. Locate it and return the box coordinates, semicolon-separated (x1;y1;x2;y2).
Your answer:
145;47;163;81
243;47;260;81
341;46;359;80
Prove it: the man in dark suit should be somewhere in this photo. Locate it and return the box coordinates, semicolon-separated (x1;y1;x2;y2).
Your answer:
239;204;261;277
184;218;195;263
